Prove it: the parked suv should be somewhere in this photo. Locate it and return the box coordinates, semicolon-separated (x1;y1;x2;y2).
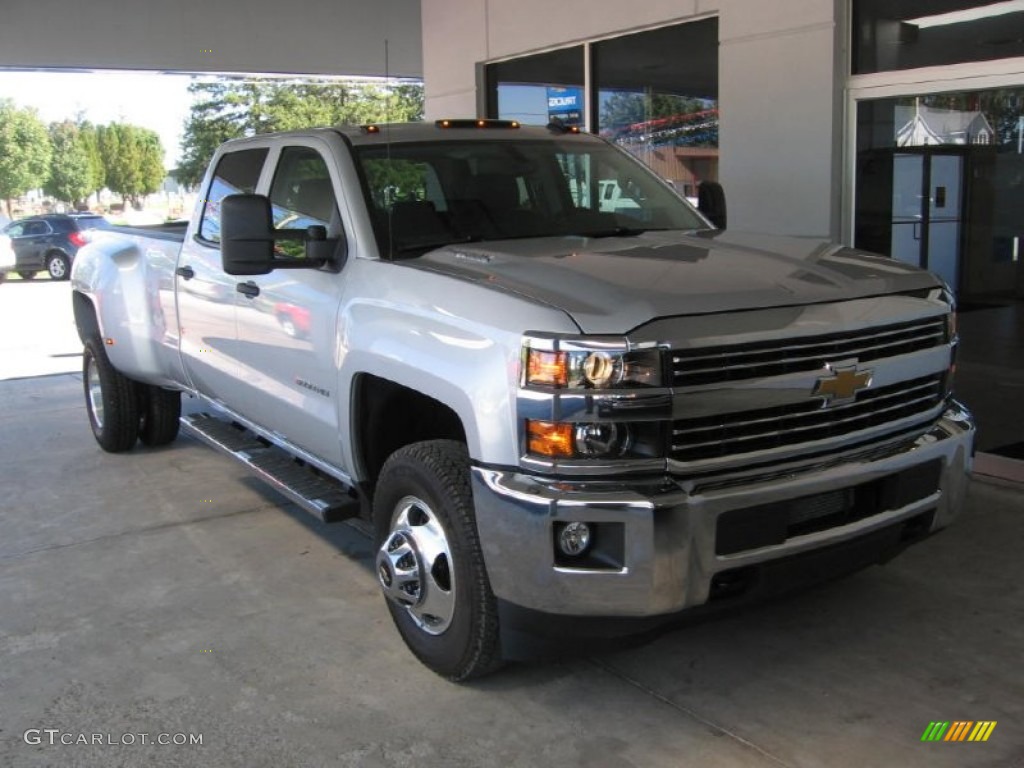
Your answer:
3;213;110;280
0;232;15;283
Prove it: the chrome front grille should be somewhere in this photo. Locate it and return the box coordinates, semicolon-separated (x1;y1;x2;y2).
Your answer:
672;316;946;388
670;375;945;463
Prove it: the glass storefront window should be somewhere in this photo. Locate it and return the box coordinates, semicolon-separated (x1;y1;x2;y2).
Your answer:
484;19;718;202
485;47;584;126
855;89;1024;297
853;0;1024;75
595;18;719;202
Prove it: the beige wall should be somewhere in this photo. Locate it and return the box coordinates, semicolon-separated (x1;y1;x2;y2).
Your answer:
421;0;843;239
0;0;422;78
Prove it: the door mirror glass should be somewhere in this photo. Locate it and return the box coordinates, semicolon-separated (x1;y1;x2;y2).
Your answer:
221;194;275;276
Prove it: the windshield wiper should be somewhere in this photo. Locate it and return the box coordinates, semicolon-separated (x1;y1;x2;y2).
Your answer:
569;226;666;238
393;234;481;255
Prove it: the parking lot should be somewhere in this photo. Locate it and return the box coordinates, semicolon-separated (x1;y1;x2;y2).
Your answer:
1;281;1022;767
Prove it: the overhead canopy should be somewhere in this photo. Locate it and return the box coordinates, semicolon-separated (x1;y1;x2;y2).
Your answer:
0;0;422;78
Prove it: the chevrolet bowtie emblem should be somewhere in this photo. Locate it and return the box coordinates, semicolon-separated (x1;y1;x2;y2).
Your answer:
814;364;873;405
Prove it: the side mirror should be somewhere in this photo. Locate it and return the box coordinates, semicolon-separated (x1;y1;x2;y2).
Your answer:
221;194;274;275
697;181;727;230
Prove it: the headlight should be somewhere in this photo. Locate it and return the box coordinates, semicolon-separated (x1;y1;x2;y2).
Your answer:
523;338;662;389
526;418;659;460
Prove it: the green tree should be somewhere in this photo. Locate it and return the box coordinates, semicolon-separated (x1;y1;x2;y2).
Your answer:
177;77;424;187
99;122;165;206
44;121;92;207
0;99;51;217
77;120;106;199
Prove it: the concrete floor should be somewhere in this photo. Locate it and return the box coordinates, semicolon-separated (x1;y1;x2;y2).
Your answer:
2;282;1023;767
0;376;1021;767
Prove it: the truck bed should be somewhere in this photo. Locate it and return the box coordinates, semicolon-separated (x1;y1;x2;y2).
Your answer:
106;220;188;243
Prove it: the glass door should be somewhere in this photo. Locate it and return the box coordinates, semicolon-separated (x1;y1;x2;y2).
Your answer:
890;150;964;289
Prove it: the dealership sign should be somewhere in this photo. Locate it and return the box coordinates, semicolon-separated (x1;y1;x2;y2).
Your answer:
547;87;582;126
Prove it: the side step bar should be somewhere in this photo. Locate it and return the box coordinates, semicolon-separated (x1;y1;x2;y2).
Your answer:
181;413;360;524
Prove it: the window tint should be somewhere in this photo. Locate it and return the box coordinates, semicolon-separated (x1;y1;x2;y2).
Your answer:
6;223;24;237
199;148;269;242
24;221;50;236
355;139;706;257
268;147;340;259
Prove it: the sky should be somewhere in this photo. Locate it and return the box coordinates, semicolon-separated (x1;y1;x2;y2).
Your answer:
0;71;195;167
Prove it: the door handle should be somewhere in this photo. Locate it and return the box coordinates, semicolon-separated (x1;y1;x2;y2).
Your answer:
236;281;260;298
176;265;195;280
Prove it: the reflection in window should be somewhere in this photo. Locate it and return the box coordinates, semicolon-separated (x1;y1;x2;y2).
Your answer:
269;146;339;259
595;18;719;200
198;148;268;242
856;87;1024;297
486;47;585;126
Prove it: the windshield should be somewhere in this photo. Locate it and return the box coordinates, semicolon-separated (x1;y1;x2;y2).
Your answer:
354;137;709;258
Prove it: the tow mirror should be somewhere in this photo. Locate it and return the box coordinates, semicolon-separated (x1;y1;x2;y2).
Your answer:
697;181;727;230
221;194;274;275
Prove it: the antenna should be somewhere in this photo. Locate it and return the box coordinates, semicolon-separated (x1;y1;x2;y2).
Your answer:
384;37;395;259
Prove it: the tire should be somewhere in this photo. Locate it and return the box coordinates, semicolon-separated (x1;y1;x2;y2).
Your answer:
374;440;502;681
46;252;70;280
83;337;139;452
138;385;181;447
18;271;36;280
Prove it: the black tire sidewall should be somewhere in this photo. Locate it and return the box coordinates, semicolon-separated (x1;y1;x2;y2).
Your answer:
82;338;139;452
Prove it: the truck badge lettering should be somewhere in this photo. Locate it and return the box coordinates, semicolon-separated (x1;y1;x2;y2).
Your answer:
813;364;872;405
295;377;330;398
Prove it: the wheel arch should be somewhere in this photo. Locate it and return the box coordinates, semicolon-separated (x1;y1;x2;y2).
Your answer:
72;290;101;344
351;373;468;496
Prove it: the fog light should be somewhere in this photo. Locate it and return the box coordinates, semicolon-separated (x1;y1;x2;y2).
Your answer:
558;522;591;556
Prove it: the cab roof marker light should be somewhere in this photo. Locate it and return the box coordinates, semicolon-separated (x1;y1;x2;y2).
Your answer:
434;119;520;129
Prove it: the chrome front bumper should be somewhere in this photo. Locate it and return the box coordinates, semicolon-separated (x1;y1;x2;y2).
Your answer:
472;404;975;618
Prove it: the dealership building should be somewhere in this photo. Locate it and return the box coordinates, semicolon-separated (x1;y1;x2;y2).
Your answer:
424;0;1024;303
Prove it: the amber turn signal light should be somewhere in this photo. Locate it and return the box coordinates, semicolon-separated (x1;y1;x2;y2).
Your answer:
526;420;574;458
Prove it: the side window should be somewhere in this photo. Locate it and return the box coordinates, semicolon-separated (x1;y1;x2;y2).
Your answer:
198;148;269;243
268;147;341;259
269;147;340;230
25;221;50;236
6;223;24;238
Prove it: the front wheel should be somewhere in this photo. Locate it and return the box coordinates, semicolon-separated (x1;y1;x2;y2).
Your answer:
374;440;502;681
46;252;70;280
83;338;139;452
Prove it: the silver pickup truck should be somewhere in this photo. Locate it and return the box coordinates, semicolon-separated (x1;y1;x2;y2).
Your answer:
71;120;974;680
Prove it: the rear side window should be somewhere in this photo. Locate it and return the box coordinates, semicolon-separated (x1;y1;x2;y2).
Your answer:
199;148;269;242
24;221;51;236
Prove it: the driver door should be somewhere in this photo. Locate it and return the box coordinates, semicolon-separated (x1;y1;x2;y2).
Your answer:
230;139;348;466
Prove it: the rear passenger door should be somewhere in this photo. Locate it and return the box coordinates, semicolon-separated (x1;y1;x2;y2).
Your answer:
177;146;270;404
231;140;347;466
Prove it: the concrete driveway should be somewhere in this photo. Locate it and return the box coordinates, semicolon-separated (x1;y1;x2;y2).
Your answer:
1;283;1022;767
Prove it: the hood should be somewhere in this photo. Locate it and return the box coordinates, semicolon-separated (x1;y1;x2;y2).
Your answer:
405;230;940;334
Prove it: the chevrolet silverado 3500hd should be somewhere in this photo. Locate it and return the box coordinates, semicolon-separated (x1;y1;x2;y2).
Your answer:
71;120;974;680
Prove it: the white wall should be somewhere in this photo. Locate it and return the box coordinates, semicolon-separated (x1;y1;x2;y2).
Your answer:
0;0;422;78
421;0;843;239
